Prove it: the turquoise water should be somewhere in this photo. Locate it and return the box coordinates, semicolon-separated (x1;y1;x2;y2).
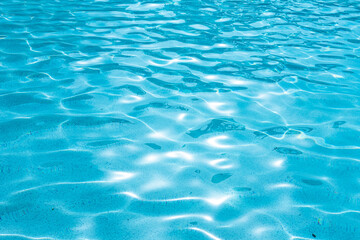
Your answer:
1;0;360;239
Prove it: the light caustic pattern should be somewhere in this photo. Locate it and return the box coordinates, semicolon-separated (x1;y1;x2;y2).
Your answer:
1;0;360;239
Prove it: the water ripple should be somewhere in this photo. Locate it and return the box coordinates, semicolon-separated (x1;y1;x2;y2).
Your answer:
1;0;360;239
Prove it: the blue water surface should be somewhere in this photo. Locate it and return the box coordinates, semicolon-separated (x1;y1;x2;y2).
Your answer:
1;0;360;239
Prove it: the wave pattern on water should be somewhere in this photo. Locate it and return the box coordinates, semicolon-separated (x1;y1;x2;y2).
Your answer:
1;0;360;239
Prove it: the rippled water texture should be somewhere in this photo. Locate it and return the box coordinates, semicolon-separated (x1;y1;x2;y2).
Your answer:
1;0;360;239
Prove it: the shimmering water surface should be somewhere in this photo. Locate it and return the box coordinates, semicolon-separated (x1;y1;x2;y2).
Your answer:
1;0;360;239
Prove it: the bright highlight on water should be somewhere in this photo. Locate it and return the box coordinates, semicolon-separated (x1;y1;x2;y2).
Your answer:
1;0;360;239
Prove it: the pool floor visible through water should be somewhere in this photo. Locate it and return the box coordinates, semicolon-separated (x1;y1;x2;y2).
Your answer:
1;0;360;239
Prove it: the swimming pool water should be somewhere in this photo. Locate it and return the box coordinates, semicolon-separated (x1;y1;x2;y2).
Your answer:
1;0;360;239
